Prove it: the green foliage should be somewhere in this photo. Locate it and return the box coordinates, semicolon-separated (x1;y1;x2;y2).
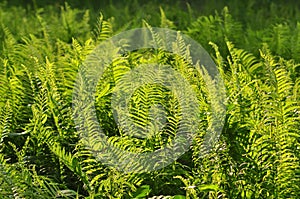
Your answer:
0;1;299;198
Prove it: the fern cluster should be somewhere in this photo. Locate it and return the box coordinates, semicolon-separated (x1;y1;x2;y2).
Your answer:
0;1;299;198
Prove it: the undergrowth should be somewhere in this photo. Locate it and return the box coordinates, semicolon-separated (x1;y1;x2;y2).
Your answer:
0;1;299;198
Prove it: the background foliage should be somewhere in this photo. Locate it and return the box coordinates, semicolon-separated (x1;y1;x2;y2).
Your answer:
0;0;299;198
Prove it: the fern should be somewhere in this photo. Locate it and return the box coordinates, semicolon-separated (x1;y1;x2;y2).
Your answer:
92;13;113;43
1;1;300;198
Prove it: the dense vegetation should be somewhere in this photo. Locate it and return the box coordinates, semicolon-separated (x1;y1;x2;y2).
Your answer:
0;0;299;198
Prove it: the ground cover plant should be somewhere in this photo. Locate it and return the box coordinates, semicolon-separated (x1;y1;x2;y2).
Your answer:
0;0;299;198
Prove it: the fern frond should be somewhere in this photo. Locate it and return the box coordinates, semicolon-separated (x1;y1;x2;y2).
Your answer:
160;7;176;29
49;143;90;191
92;13;113;43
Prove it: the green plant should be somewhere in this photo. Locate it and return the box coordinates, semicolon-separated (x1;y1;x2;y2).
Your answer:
0;1;299;198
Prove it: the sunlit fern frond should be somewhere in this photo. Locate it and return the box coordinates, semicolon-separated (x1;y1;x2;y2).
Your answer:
92;12;113;43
